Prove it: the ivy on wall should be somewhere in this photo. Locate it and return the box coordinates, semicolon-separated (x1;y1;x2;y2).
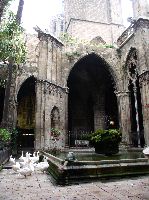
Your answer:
59;32;114;61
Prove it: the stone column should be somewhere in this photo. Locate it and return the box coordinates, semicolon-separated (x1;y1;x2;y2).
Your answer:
35;81;45;150
43;82;50;150
139;72;149;145
94;94;105;130
64;88;69;147
116;91;131;146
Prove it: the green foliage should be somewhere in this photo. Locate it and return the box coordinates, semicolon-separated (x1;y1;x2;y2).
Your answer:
0;0;13;20
60;32;78;45
0;11;26;64
0;128;11;142
51;128;61;138
88;129;122;144
60;32;114;49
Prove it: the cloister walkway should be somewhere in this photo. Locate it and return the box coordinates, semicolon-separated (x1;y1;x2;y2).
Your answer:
0;168;149;200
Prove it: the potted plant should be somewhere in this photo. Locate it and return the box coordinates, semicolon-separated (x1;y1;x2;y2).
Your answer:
50;128;61;140
88;129;122;155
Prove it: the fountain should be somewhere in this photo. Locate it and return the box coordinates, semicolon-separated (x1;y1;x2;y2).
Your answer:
42;148;149;185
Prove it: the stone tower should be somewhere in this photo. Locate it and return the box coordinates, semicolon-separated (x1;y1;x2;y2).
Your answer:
64;0;125;44
131;0;149;19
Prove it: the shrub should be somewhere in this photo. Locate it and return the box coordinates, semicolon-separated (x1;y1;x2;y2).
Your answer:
0;128;11;143
50;128;61;138
0;128;11;150
90;129;121;144
87;129;122;155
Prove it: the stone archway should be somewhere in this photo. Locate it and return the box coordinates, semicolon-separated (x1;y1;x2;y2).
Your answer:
67;53;119;146
126;48;145;147
16;76;36;150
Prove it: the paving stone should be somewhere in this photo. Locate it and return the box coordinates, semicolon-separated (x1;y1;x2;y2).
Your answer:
1;169;149;199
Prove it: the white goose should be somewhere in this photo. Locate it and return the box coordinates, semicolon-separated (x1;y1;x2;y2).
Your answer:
30;151;39;164
18;159;34;178
35;156;49;173
12;162;20;173
19;151;26;162
9;155;15;165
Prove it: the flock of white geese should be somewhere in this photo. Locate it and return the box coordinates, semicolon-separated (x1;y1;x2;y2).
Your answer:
9;151;49;178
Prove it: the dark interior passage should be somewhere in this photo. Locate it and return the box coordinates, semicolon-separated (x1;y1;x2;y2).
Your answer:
17;76;36;149
67;54;119;146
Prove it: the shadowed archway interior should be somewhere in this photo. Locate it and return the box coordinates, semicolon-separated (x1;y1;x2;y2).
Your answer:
67;54;119;146
17;76;36;150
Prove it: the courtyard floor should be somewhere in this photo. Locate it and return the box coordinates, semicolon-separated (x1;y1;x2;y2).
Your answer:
0;168;149;200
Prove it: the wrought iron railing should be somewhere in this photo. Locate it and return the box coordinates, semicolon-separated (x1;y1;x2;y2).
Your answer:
67;130;92;147
117;24;134;47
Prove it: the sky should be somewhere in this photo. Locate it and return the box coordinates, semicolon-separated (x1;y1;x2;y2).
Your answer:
10;0;133;33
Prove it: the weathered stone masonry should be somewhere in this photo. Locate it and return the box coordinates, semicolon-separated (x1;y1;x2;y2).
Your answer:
1;0;149;150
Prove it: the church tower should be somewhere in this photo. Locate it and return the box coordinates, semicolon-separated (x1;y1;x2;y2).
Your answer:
131;0;149;19
64;0;125;44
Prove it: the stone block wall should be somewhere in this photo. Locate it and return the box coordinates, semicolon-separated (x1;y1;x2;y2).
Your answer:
66;19;125;44
131;0;149;19
64;0;125;44
64;0;123;27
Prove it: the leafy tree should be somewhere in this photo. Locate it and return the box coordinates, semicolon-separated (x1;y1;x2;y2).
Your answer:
0;0;13;23
0;11;26;64
0;7;26;128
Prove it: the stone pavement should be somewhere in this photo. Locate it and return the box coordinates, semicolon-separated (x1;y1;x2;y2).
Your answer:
1;169;149;200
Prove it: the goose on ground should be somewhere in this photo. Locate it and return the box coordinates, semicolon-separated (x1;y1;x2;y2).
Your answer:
9;155;15;165
12;162;20;173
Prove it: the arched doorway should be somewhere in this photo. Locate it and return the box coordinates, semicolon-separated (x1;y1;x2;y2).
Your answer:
67;53;119;146
126;49;145;147
17;76;36;150
0;84;5;124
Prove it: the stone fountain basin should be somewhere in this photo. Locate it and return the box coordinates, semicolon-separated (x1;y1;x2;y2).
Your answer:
42;151;149;185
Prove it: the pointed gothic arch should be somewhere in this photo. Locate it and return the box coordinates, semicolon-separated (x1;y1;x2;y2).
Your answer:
67;53;119;146
16;76;36;149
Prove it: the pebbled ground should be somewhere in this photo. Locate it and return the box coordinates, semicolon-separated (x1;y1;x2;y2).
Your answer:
0;169;149;200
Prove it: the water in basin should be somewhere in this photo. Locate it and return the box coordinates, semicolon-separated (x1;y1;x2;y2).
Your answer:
50;151;145;161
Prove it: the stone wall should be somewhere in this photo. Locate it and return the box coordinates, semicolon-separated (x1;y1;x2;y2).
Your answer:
64;0;123;27
64;0;125;44
119;19;149;145
131;0;149;19
66;19;124;44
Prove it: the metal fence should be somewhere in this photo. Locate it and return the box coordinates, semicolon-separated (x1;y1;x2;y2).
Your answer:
0;148;11;165
67;130;91;147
